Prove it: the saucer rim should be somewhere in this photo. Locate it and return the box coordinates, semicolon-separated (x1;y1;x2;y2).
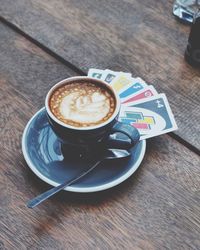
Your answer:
22;107;146;193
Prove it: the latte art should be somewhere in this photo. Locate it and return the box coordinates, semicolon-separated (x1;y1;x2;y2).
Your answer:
60;92;110;123
49;81;116;127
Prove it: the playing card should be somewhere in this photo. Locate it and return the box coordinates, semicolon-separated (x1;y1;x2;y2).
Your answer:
110;73;134;92
88;68;104;79
121;86;158;104
102;70;131;84
119;94;178;140
101;70;120;83
119;77;147;99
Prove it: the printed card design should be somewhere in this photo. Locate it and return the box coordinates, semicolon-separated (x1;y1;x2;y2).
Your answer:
122;86;158;104
101;69;120;83
110;73;133;92
88;68;178;140
119;78;147;100
119;94;178;140
88;68;104;79
102;70;132;84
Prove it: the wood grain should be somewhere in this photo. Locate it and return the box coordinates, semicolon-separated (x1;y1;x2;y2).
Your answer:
0;0;200;150
1;22;200;250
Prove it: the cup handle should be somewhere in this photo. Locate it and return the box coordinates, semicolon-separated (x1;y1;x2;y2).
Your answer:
107;121;140;149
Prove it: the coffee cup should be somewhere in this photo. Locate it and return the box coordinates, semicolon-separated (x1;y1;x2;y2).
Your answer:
45;76;140;154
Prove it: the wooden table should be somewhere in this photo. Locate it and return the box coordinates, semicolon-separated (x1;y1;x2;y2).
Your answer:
0;0;200;249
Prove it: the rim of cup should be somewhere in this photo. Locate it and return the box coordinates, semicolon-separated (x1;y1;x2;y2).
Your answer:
45;76;121;131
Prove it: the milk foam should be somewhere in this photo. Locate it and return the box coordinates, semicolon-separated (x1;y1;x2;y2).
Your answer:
49;81;116;127
60;91;110;123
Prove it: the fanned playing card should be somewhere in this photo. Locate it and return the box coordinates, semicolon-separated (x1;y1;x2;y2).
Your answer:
101;69;131;83
119;94;178;140
88;68;178;140
122;86;157;104
88;68;104;79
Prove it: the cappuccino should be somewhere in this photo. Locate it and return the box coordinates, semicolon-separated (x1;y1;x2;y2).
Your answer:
49;80;116;127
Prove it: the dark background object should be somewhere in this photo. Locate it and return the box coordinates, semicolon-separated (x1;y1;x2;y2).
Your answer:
185;9;200;67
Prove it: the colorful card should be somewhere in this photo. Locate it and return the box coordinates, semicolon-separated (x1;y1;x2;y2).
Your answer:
101;69;132;84
88;68;104;79
119;77;147;99
101;69;120;83
87;68;178;140
110;73;133;92
119;94;178;140
122;86;158;104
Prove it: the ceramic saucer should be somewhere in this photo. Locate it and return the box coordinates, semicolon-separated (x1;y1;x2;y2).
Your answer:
22;108;146;193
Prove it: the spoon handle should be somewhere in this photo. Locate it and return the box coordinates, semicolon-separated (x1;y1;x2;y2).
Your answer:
27;160;101;208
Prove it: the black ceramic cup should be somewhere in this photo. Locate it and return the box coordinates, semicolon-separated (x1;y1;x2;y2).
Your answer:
45;76;140;155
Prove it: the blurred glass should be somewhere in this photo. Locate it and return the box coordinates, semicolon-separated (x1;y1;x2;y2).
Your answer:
173;0;200;23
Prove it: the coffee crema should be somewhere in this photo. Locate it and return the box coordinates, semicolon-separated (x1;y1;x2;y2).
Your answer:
49;81;116;127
